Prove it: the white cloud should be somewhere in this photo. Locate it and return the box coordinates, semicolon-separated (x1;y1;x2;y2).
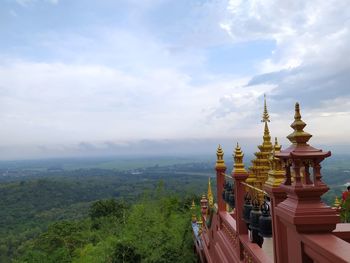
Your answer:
220;0;350;111
223;0;350;71
0;61;253;149
3;0;350;158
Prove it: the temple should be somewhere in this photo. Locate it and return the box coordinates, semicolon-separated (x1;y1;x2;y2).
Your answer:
191;98;350;263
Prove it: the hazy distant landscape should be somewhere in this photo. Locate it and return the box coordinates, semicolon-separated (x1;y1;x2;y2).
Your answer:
0;156;213;262
0;153;348;262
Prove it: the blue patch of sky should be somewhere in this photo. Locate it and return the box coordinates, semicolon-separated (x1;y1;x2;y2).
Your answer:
0;1;134;61
0;0;275;80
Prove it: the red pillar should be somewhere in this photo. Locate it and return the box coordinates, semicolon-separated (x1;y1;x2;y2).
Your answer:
264;185;287;263
215;145;227;212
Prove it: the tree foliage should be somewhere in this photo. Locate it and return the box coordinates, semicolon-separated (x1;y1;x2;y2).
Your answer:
341;195;350;223
15;192;196;263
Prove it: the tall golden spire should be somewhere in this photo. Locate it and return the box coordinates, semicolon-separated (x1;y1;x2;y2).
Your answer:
287;102;312;145
248;95;273;186
263;122;272;145
261;94;270;123
216;144;226;169
233;143;247;174
207;178;214;207
265;137;285;187
262;94;272;146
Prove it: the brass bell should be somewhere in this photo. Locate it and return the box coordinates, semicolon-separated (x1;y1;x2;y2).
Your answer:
229;193;235;208
243;193;252;223
259;201;272;238
250;198;261;231
225;183;232;202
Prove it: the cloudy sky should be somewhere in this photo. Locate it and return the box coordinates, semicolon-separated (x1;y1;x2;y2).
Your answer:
0;0;350;159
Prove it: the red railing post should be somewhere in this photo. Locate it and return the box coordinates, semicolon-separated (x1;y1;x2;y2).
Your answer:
216;145;227;212
232;143;249;260
264;137;287;263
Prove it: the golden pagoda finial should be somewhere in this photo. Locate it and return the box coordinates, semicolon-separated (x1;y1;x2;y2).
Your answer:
263;122;272;144
191;200;197;222
216;144;226;169
265;137;285;187
233;143;247;174
261;94;270;123
333;196;341;208
207;178;214;207
274;137;281;151
287;102;312;145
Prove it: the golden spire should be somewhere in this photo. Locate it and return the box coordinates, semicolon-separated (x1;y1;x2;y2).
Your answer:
216;144;226;169
261;94;270;123
263;122;272;145
274;137;281;151
191;200;197;222
287;102;312;145
333;196;341;208
249;95;273;187
207;178;214;207
265;137;285;187
262;95;272;146
233;143;247;174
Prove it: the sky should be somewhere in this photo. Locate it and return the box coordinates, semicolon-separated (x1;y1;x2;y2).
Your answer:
1;0;350;159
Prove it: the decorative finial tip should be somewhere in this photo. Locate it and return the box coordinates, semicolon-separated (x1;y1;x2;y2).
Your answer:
261;94;270;122
287;102;312;145
294;102;302;120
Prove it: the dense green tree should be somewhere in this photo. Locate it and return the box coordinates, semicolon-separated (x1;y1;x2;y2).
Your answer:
15;194;196;263
89;199;127;220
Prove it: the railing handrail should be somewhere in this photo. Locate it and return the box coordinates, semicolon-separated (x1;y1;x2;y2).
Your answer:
301;233;350;263
221;173;269;196
222;173;233;180
241;182;268;196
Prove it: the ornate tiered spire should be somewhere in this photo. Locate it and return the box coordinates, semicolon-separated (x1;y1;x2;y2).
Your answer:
261;94;270;123
265;137;285;187
263;122;272;146
216;145;226;169
233;143;247;174
274;137;281;151
248;95;273;187
287;102;312;145
261;94;272;147
207;178;214;207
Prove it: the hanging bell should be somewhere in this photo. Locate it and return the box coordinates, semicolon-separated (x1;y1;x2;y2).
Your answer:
225;183;231;202
250;198;262;231
222;182;227;202
243;193;252;223
259;201;272;238
229;193;235;208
